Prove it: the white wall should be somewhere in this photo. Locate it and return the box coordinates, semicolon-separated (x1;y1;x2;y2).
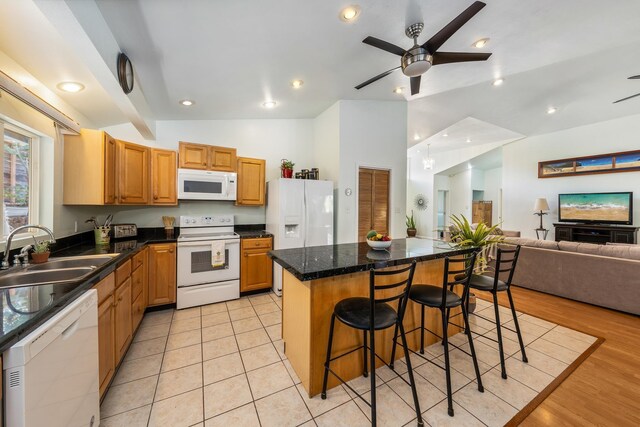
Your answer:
483;167;502;225
449;169;472;220
337;101;407;243
101;119;315;226
503;113;640;239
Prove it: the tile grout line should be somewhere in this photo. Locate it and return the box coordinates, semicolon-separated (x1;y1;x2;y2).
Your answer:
146;309;174;426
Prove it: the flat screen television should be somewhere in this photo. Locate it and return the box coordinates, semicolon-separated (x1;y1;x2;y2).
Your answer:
558;192;633;225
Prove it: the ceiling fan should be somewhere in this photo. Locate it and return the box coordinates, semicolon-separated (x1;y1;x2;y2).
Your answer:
355;1;491;96
613;75;640;104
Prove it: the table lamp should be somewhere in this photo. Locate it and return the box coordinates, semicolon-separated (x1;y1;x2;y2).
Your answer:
533;198;550;229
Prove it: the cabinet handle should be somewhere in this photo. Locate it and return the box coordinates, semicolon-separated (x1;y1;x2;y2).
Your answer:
202;162;206;165
244;253;248;257
169;249;174;253
153;194;158;200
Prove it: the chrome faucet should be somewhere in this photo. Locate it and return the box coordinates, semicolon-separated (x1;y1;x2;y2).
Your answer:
2;224;56;269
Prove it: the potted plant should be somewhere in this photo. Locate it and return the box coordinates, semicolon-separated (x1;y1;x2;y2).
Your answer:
281;159;295;178
31;240;52;264
449;214;504;312
406;210;417;237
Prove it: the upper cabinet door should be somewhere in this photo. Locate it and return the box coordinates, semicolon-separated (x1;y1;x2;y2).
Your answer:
103;134;117;205
151;149;177;205
179;142;208;169
118;141;149;205
209;146;237;172
236;157;265;206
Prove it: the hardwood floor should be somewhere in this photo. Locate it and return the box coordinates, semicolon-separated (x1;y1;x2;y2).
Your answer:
477;286;640;426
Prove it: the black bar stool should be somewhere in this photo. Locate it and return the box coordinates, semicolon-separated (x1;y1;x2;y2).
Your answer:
321;261;423;427
466;245;527;379
392;252;484;417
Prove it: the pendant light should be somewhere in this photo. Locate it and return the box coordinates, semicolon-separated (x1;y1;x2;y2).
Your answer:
422;144;434;170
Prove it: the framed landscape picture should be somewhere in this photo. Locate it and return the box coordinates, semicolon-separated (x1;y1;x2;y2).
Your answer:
539;150;640;178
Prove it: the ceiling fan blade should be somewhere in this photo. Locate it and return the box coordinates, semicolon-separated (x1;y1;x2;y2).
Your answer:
613;92;640;104
423;1;486;54
363;36;407;56
432;51;492;65
629;75;640;79
355;66;401;90
410;76;421;96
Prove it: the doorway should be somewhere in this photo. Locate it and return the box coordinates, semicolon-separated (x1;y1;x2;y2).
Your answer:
437;190;449;237
358;167;390;241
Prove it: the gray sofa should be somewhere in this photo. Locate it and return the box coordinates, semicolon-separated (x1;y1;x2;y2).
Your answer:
499;238;640;315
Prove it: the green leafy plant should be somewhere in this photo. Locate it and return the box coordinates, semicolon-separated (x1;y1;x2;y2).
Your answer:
280;159;295;170
406;210;416;229
32;240;51;254
449;214;504;273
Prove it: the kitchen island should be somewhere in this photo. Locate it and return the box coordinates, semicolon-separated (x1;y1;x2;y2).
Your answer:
269;238;474;397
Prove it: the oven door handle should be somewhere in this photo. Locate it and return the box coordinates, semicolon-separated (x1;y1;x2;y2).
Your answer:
178;240;239;248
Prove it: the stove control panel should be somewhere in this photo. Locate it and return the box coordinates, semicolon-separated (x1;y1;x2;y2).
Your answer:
179;215;235;227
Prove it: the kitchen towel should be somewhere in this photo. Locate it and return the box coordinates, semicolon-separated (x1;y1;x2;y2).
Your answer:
211;241;225;267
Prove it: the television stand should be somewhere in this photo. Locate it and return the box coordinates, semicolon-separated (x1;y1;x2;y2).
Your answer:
553;223;638;244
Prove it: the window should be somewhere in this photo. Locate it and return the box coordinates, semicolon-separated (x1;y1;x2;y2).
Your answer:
0;123;38;237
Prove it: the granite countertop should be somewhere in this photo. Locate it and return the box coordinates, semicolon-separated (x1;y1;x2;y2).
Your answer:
235;230;273;239
268;238;474;281
0;229;177;353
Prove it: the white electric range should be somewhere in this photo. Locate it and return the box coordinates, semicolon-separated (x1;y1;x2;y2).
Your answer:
177;215;240;309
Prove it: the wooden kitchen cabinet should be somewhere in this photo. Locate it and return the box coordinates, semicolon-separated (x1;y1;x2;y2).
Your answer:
209;145;237;172
178;141;237;172
240;237;273;292
131;248;148;331
63;129;117;205
114;277;132;362
179;141;209;170
118;140;149;205
236;157;266;206
151;149;177;205
94;273;116;398
148;243;177;306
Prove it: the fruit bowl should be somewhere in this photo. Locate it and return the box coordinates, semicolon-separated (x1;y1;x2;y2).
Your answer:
367;239;392;250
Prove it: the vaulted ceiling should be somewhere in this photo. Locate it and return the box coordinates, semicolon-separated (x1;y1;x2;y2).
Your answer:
1;0;640;145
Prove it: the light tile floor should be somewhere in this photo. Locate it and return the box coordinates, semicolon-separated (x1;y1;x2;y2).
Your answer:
100;294;597;427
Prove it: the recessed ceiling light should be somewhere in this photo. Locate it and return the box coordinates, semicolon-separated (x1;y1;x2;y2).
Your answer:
547;106;558;114
442;133;449;137
414;133;421;141
57;81;85;93
263;101;277;109
466;137;472;143
291;79;304;89
393;87;404;94
339;5;361;22
492;78;504;86
473;38;490;48
179;99;194;106
468;164;473;169
416;150;420;153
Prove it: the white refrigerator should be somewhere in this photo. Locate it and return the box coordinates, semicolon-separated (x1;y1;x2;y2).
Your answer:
266;179;334;295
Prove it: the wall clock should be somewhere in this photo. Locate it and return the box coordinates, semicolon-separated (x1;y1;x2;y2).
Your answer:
117;52;134;94
414;194;428;210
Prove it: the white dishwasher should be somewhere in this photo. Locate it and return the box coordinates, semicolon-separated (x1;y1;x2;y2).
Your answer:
3;289;100;427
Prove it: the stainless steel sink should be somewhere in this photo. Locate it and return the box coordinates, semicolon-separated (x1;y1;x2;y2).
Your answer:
0;267;95;289
25;254;118;271
0;254;120;289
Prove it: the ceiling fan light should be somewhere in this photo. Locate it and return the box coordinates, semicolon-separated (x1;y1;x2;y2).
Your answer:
339;5;361;22
473;38;490;48
403;61;431;77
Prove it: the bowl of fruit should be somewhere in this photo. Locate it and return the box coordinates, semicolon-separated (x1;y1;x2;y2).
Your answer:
366;230;392;250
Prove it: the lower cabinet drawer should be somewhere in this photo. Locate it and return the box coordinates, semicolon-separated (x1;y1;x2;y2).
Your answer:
131;293;144;331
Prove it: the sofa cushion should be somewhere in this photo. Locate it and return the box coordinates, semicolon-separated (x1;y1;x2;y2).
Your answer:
574;242;603;256
503;237;558;250
532;240;560;250
558;241;581;252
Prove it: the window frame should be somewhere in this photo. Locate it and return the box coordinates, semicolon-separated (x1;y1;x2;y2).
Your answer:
0;121;40;239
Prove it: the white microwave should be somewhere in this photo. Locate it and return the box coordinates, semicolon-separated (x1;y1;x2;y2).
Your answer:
177;169;237;201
